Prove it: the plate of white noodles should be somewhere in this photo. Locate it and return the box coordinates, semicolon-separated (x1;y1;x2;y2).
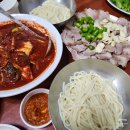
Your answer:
49;59;130;130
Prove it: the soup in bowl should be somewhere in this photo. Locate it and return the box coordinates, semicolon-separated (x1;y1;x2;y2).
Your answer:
0;14;63;97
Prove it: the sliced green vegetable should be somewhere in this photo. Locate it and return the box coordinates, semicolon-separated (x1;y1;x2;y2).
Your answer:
97;33;103;40
87;25;94;34
86;16;93;21
103;27;107;32
93;29;99;36
81;33;86;37
88;45;95;50
77;18;84;24
83;18;88;24
99;29;104;33
74;22;82;29
85;35;92;41
93;37;98;41
74;16;107;42
81;27;88;32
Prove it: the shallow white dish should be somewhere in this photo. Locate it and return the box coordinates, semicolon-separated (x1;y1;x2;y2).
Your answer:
107;0;130;15
0;14;63;97
0;124;20;130
20;88;51;129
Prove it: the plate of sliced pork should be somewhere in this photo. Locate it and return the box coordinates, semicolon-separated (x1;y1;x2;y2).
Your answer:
62;8;130;67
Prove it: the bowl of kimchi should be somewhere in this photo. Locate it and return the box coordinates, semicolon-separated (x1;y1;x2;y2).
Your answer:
0;13;63;97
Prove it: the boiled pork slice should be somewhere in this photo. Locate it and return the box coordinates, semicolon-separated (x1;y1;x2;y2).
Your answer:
71;49;90;60
116;18;129;27
123;47;130;59
96;52;112;60
84;8;98;19
115;43;123;55
113;55;129;67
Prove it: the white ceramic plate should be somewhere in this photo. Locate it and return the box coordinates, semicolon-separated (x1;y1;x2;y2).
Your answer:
0;124;20;130
0;14;63;97
107;0;130;15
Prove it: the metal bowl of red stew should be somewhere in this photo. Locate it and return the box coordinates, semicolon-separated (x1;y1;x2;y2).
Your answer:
20;88;51;128
0;14;63;97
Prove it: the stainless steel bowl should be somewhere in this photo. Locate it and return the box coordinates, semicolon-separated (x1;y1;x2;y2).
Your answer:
49;59;130;130
18;0;76;27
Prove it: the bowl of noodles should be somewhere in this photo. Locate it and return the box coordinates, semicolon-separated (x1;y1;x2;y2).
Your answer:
49;59;130;130
19;0;76;27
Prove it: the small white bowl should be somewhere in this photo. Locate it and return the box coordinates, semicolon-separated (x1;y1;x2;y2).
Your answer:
20;88;51;129
0;124;20;130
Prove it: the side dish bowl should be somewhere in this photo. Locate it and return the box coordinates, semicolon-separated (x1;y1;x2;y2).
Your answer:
0;14;63;97
107;0;130;15
20;88;51;129
49;59;130;130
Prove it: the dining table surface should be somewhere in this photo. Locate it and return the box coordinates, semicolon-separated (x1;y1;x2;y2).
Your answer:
0;0;130;130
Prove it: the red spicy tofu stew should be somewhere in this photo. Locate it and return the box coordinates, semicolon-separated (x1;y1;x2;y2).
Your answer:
0;20;56;90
